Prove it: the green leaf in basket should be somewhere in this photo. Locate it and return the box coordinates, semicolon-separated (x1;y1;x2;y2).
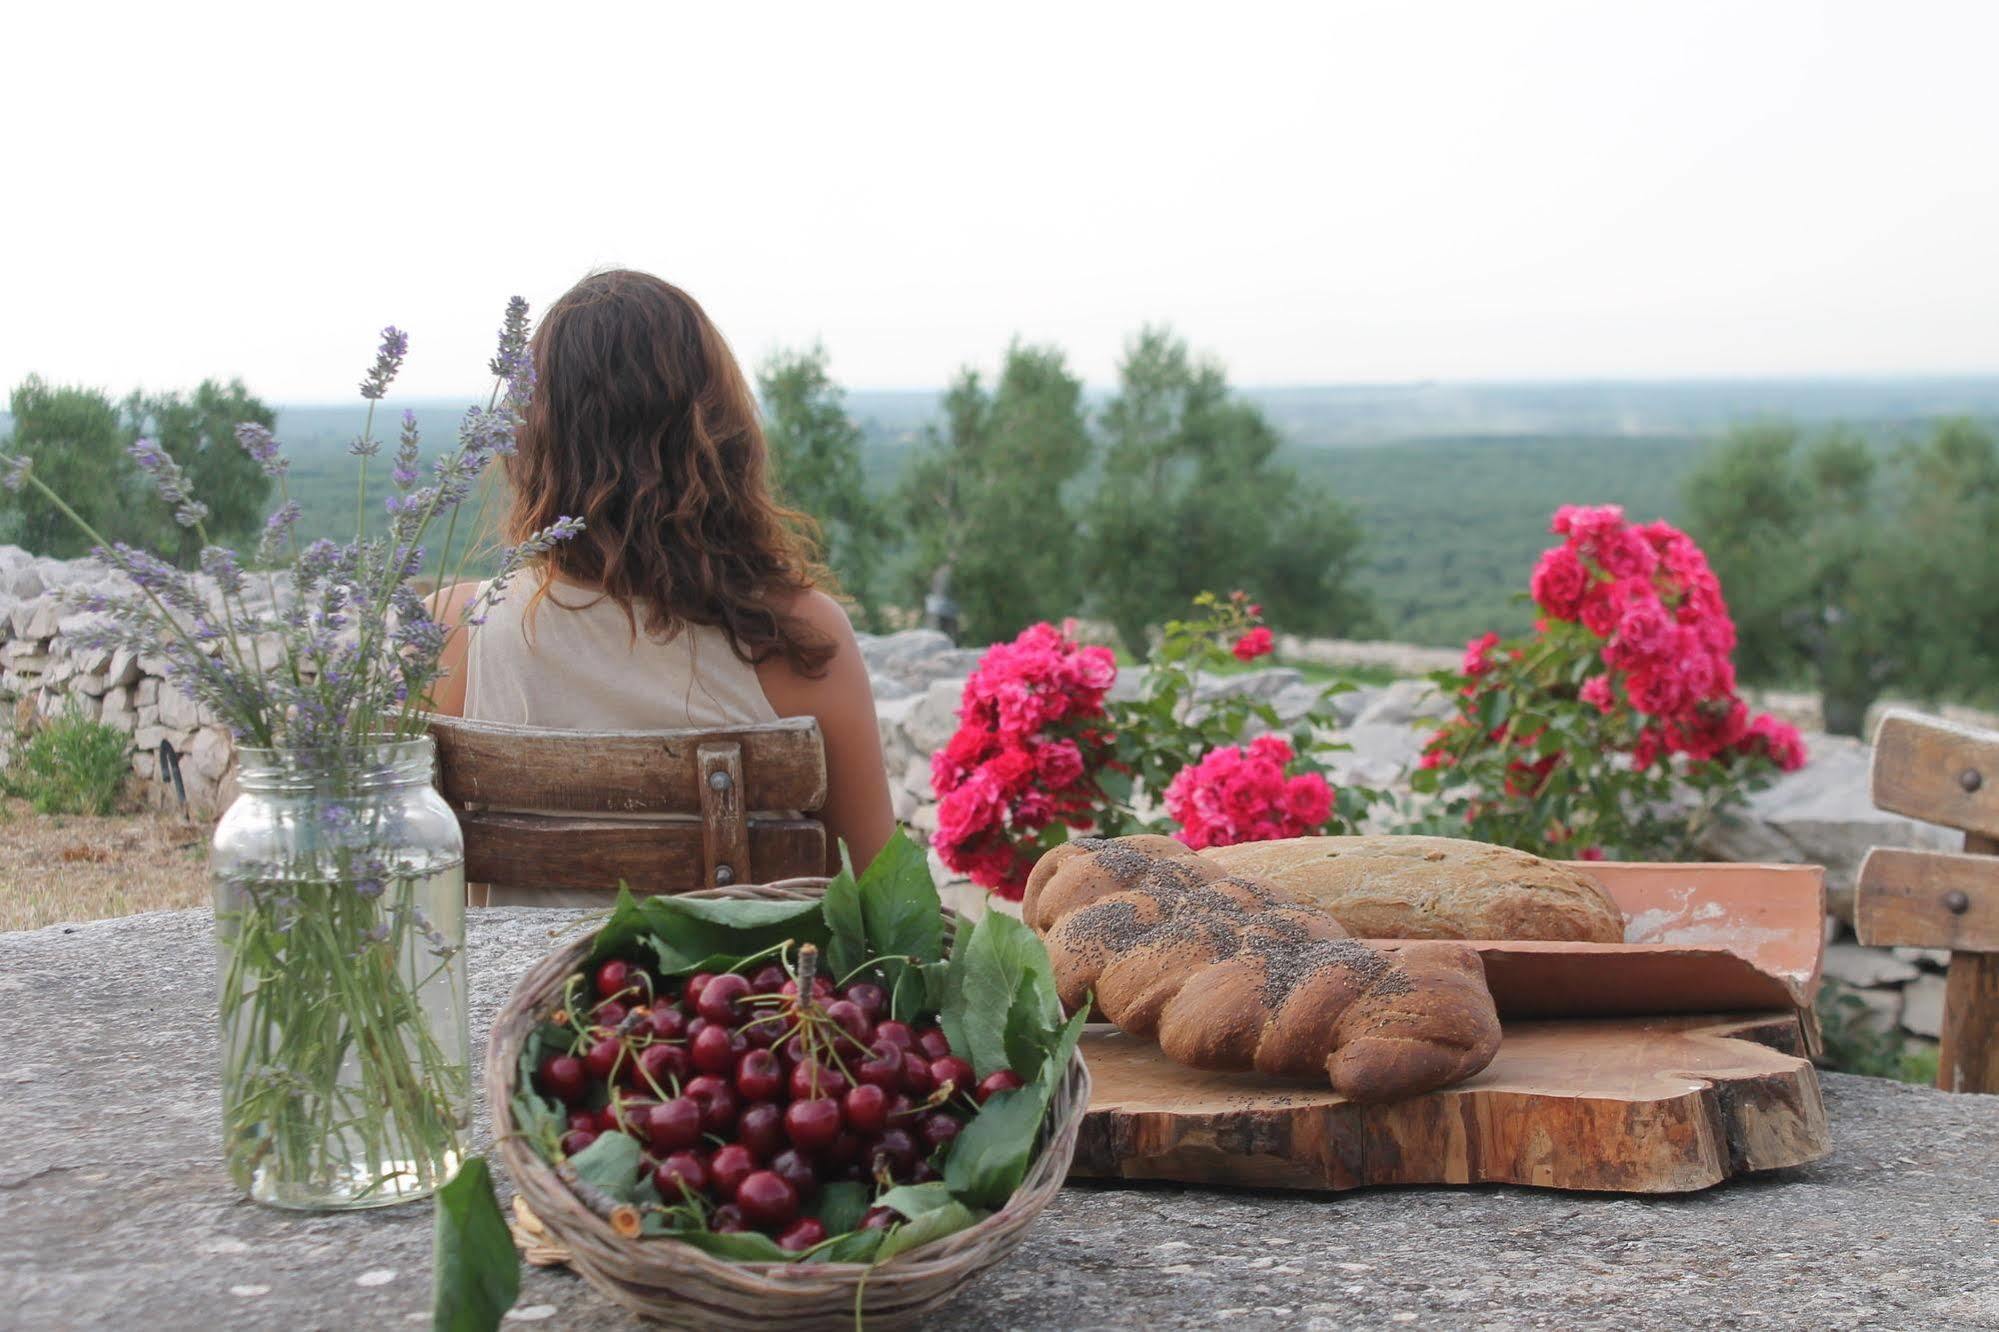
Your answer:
854;830;944;965
876;1200;983;1262
567;1129;642;1202
820;847;868;981
637;894;829;976
874;1181;956;1219
818;1228;889;1264
939;910;1062;1079
588;884;652;964
941;1006;1085;1207
807;1180;871;1235
670;1229;793;1262
431;1157;520;1332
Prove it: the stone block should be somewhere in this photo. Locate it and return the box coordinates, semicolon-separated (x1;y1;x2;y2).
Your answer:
1892;946;1951;969
1821;944;1920;989
101;685;131;715
189;726;234;784
157;682;200;730
903;678;966;758
135;677;160;706
106;648;140;689
1353;678;1453;727
1901;974;1946;1039
74;670;109;698
98;703;137;734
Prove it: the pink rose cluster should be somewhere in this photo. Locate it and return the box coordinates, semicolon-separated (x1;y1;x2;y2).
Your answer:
1162;735;1335;851
1432;504;1805;777
930;621;1117;898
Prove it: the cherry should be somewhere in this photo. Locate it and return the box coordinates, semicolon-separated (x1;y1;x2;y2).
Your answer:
734;1170;801;1228
776;1216;826;1252
645;1097;704;1153
910;1160;940;1183
584;1034;625;1081
595;958;635;1000
768;1148;819;1200
594;999;630;1029
685;972;719;1010
560;1128;598;1156
567;1109;601;1134
708;1143;757;1201
842;981;887;1019
653;1150;708;1199
855;1041;904;1090
691;1023;738;1075
873;1021;915;1051
741;1015;783;1049
899;1057;934;1097
644;1006;686;1041
822;999;873;1049
686;1016;709;1039
712;1203;749;1233
930;1055;975;1096
632;1043;688;1093
916;1027;953;1061
783;1097;843;1152
820;1130;862;1168
887;1092;916;1120
779;976;835;1002
919;1111;963;1153
748;963;787;993
735;1049;783;1102
737;1102;785;1159
789;1059;849;1101
610;1095;656;1136
844;1082;890;1135
697;972;754;1025
860;1205;895;1231
869;1127;918;1178
683;1075;739;1135
537;1054;589;1104
977;1069;1026;1103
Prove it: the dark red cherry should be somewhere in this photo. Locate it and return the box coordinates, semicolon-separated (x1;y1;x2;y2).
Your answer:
712;1203;749;1233
899;1057;934;1097
842;981;887;1019
748;963;787;993
919;1111;963;1152
708;1143;757;1201
910;1160;940;1183
698;972;754;1025
683;1075;738;1135
632;1042;688;1093
644;1006;686;1041
735;1049;783;1102
783;1097;843;1152
559;1129;598;1156
584;1035;625;1081
537;1054;589;1104
843;1083;889;1135
737;1101;785;1159
977;1069;1026;1103
789;1059;849;1101
873;1020;915;1051
856;1040;904;1090
595;959;634;1000
684;972;718;1011
735;1169;801;1228
860;1205;895;1231
776;1216;826;1252
820;1130;862;1168
768;1148;819;1200
593;999;629;1029
609;1095;655;1136
779;976;835;1002
691;1023;738;1075
653;1150;708;1199
887;1092;916;1120
916;1027;952;1061
822;999;873;1048
645;1098;703;1153
929;1055;974;1097
869;1127;918;1178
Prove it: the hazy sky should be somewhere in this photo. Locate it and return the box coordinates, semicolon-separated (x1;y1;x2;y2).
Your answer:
6;1;1997;401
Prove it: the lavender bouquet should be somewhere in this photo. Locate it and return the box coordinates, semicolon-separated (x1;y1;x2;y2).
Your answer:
1;300;581;1208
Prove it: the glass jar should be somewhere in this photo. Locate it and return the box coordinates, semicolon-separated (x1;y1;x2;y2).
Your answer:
210;736;469;1209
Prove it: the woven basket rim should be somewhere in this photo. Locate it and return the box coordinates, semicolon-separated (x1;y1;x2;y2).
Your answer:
485;877;1090;1288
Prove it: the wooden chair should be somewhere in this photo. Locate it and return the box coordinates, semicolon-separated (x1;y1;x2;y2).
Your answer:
1857;709;1999;1093
427;714;829;899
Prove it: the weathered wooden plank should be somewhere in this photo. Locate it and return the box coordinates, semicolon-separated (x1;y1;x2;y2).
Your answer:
1940;832;1999;1095
1870;709;1999;840
427;714;827;813
1855;846;1999;953
460;812;826;896
696;743;750;888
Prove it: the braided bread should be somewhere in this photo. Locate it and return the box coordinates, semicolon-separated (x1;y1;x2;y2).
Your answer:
1024;836;1503;1103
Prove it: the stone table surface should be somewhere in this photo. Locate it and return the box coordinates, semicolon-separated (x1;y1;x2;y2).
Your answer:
4;908;1997;1331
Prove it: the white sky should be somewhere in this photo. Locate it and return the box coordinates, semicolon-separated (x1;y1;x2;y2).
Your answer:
5;0;1997;400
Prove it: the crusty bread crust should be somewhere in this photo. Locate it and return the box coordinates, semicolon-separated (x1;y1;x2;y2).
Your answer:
1032;837;1502;1102
1199;834;1624;943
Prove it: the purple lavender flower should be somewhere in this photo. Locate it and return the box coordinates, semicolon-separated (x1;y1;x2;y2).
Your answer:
392;410;421;489
257;501;302;564
129;437;209;528
233;422;288;479
488;297;531;379
201;546;245;598
1;453;30;493
359;326;409;401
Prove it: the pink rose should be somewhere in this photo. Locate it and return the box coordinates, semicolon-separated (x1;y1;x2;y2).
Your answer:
1529;547;1590;620
1232;627;1275;662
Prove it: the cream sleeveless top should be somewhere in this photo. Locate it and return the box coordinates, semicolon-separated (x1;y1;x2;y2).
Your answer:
463;576;780;906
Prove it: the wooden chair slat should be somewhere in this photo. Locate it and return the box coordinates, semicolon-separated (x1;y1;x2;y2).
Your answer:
1855;846;1999;952
1870;709;1999;840
696;742;751;889
460;811;827;896
427;714;828;814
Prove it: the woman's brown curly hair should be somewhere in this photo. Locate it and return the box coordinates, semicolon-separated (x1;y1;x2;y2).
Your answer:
505;270;834;676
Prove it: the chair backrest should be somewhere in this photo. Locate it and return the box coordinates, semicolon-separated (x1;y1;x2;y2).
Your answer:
427;714;829;898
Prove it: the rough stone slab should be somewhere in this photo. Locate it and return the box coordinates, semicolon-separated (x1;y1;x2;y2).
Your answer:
1902;973;1948;1039
1821;943;1921;989
3;908;1997;1331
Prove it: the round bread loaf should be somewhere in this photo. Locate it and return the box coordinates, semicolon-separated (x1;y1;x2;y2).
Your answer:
1197;834;1624;943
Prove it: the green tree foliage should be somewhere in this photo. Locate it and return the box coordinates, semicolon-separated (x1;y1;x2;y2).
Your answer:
1685;418;1999;735
758;345;887;629
124;379;276;563
1;376;135;557
1086;327;1374;656
897;343;1094;643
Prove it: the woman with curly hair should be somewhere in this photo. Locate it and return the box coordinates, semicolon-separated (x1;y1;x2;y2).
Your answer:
430;270;893;902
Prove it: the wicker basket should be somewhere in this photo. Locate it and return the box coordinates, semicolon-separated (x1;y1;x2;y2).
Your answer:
486;878;1091;1330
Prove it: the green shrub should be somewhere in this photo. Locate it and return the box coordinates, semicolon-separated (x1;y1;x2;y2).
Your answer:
2;707;132;815
1814;980;1937;1084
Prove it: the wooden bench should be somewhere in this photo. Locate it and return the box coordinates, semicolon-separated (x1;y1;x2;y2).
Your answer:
427;714;829;899
1856;709;1999;1093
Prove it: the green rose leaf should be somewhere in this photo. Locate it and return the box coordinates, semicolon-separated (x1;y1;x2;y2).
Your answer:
431;1158;520;1332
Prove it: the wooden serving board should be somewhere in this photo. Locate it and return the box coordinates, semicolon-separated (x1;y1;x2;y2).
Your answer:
1073;1011;1829;1194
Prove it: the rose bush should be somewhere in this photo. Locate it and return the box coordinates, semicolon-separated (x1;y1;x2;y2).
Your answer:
1412;504;1806;859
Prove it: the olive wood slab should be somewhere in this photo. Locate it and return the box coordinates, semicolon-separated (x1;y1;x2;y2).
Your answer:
1072;1011;1828;1194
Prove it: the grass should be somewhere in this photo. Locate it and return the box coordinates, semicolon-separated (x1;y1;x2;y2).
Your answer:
0;797;210;932
2;708;132;815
